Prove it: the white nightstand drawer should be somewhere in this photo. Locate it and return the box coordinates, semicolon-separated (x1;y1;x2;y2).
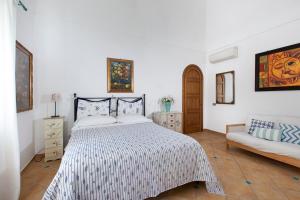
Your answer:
44;119;63;129
167;123;175;129
167;113;175;119
45;128;63;139
45;138;63;148
45;147;63;161
168;118;176;124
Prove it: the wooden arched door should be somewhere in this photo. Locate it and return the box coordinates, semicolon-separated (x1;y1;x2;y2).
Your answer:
182;65;203;134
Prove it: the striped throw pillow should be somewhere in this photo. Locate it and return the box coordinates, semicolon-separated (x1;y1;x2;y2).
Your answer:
280;123;300;145
252;127;281;142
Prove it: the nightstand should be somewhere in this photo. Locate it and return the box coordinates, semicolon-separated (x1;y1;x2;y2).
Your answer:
44;117;64;162
153;112;182;133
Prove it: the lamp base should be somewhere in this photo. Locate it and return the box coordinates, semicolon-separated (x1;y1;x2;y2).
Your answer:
51;115;60;118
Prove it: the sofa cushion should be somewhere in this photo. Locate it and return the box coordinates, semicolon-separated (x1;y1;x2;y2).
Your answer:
280;123;300;145
248;119;274;134
252;127;281;142
226;132;300;159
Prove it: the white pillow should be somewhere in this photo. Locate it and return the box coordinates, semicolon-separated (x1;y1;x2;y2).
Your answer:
117;115;152;124
117;98;143;116
77;99;111;120
74;115;117;128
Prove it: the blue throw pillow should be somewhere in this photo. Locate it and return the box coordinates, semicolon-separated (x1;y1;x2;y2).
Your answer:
248;119;274;134
280;123;300;145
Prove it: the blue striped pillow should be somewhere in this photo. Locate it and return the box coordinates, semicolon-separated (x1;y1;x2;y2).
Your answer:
252;127;281;142
280;123;300;145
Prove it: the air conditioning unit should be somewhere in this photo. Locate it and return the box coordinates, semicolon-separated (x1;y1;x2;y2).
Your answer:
209;47;238;64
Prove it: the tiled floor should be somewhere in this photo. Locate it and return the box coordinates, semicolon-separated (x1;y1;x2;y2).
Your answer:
20;131;300;200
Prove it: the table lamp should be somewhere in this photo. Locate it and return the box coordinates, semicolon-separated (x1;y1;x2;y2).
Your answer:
51;93;61;118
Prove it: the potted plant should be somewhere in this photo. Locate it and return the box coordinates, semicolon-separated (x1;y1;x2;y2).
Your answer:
160;96;174;112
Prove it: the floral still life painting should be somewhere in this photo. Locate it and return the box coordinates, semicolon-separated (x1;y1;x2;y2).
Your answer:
15;41;33;112
107;58;134;93
255;43;300;91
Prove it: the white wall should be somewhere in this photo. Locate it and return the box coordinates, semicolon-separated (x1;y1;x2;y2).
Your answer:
16;0;37;170
32;0;207;152
205;0;300;133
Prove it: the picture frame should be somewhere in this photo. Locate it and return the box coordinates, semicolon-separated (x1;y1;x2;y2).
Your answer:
107;58;134;93
15;41;33;113
255;43;300;91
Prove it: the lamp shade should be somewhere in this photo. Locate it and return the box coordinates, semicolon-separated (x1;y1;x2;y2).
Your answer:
51;93;61;102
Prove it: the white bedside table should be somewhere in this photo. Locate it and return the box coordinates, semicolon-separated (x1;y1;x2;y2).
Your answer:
153;112;182;133
44;117;64;162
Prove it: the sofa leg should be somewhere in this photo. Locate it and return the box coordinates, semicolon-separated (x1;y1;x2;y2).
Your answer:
226;142;230;150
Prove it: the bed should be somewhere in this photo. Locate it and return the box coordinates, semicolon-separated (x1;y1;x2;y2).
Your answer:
43;94;223;200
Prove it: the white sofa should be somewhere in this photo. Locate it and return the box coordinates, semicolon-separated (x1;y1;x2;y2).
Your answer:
226;114;300;168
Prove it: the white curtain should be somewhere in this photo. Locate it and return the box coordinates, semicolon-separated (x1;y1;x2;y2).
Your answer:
0;0;20;199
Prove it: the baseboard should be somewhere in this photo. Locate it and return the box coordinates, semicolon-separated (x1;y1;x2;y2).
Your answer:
203;129;225;135
20;143;35;171
21;155;35;172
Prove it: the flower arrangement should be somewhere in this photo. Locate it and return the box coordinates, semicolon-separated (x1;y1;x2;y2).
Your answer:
160;96;174;112
160;96;175;104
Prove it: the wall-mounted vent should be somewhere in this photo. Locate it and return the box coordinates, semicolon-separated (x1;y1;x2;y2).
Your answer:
209;47;238;64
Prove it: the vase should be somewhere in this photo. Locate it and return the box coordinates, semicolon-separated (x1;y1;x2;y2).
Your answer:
164;102;171;112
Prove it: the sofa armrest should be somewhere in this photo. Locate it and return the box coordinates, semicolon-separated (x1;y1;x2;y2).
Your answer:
226;123;246;134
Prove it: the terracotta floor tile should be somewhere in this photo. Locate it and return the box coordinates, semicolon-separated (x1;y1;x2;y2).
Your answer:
20;184;45;200
225;193;258;200
284;189;300;200
249;182;288;200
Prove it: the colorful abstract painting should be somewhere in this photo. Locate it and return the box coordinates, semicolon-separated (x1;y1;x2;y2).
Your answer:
255;43;300;91
15;41;33;112
107;58;134;93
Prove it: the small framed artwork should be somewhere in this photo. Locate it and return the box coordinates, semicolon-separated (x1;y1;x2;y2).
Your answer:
15;41;33;112
107;58;134;93
255;43;300;91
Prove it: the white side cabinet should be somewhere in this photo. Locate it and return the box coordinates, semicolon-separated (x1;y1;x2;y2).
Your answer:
44;117;64;162
153;112;182;133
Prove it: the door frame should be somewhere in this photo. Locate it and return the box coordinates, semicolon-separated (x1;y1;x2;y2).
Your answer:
182;64;204;133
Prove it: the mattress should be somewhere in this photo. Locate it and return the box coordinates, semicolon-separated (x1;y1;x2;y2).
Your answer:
227;131;300;159
43;122;223;200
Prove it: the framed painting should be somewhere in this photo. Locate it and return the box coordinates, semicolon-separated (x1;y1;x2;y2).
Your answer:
255;43;300;91
15;41;33;112
107;58;134;93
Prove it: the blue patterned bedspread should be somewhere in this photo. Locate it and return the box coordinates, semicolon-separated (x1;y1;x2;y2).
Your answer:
43;122;223;200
